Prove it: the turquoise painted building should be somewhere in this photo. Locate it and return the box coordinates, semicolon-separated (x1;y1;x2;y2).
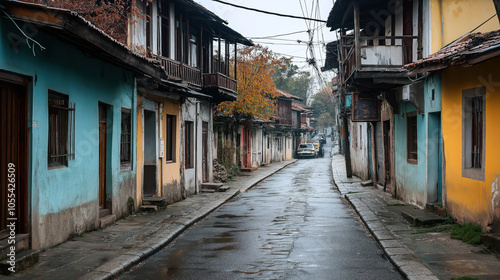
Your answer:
394;74;443;208
0;1;163;250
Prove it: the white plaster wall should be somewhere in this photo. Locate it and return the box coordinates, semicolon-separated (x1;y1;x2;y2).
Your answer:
182;98;197;195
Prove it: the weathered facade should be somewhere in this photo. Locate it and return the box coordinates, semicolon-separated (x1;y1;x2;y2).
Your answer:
406;28;500;231
127;0;251;205
326;0;500;232
0;1;164;250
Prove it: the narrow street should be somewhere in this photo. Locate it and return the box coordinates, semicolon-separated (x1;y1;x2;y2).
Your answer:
120;142;403;280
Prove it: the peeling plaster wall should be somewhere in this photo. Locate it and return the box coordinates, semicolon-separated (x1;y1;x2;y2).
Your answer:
0;21;137;249
442;57;500;231
350;122;370;181
181;99;213;195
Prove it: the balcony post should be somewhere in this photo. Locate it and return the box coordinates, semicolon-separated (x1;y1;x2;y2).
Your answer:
234;44;237;82
353;0;361;71
218;36;221;73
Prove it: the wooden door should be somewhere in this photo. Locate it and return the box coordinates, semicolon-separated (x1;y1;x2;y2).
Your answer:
0;80;29;234
242;126;251;168
98;104;107;209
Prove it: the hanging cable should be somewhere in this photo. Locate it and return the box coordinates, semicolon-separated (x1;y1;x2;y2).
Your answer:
210;0;326;23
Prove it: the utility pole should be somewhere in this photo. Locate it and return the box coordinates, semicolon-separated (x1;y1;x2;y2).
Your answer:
340;88;352;178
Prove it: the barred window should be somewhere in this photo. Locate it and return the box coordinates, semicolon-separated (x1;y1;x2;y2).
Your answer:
185;121;193;169
166;114;176;162
462;87;485;181
48;91;74;168
407;114;418;164
120;108;131;164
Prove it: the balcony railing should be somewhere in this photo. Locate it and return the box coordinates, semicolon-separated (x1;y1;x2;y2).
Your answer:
158;57;202;87
341;35;418;82
203;73;237;92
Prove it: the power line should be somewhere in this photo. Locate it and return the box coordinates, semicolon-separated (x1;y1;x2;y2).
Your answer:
249;30;308;39
210;0;327;23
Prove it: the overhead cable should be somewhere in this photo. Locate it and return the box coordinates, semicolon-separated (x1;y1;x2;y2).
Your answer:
210;0;327;23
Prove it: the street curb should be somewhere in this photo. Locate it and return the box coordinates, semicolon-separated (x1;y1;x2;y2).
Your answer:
330;157;439;280
79;160;296;280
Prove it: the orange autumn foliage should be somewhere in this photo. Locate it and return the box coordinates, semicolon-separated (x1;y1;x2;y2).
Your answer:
217;45;287;120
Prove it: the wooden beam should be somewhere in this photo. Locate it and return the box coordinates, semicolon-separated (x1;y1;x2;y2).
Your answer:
418;0;423;59
353;0;361;71
234;44;237;82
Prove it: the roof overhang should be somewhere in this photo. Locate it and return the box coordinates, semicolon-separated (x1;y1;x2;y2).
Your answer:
3;0;165;79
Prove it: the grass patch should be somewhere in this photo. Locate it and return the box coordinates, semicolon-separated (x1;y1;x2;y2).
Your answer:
387;203;406;206
450;223;483;245
413;225;453;234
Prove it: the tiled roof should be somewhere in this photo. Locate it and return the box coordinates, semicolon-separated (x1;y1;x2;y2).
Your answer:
6;0;158;65
292;102;311;112
405;29;500;73
276;89;302;100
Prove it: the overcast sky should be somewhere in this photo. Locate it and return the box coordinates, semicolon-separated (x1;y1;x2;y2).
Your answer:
194;0;337;92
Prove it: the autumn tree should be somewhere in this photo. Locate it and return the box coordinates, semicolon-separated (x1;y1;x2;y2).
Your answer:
217;45;287;120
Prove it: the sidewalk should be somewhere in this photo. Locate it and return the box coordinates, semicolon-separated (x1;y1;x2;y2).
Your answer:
331;148;500;280
5;160;296;280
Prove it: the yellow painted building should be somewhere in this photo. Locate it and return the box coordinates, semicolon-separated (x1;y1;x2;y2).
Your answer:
442;57;500;231
427;0;500;231
136;93;182;208
429;0;499;53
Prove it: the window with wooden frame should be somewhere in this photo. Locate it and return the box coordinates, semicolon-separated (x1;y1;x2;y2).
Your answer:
160;1;170;58
189;26;199;67
166;114;176;162
462;87;485;181
120;108;132;165
406;113;418;164
145;3;152;53
48;91;75;168
175;16;189;64
185;121;193;169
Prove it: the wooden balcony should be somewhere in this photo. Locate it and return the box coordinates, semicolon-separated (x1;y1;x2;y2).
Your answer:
158;57;202;87
340;35;418;90
202;73;238;102
203;73;237;92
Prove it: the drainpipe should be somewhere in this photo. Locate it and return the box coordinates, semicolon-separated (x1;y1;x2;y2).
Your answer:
440;0;445;47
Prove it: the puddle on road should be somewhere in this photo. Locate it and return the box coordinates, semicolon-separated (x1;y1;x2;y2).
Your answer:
215;214;248;219
212;222;237;229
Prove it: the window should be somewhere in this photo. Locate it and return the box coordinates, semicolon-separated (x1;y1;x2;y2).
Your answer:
166;114;176;162
48;91;74;168
160;1;170;58
185;121;193;168
407;113;418;164
146;3;152;53
463;87;485;181
120;108;131;165
189;27;198;67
